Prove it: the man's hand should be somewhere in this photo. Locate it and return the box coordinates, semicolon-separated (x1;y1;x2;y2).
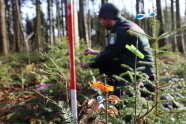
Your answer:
80;62;90;69
83;48;100;56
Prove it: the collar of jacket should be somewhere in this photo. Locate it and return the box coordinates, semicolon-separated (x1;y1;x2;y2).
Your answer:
110;17;126;32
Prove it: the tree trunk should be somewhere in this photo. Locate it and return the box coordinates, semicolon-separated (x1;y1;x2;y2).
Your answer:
73;0;80;48
130;0;134;21
136;0;139;14
101;0;108;47
61;0;65;36
101;0;107;5
164;0;169;46
48;0;54;45
64;0;68;36
136;0;140;25
184;0;186;51
60;0;65;36
5;0;11;52
176;0;185;53
146;0;152;35
35;0;43;51
0;0;9;55
79;0;89;46
56;0;61;38
87;10;92;48
13;0;22;52
156;0;165;47
140;0;146;32
53;18;56;44
171;0;177;51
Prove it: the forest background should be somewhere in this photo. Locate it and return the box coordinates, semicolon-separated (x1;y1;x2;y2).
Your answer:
0;0;186;123
0;0;186;53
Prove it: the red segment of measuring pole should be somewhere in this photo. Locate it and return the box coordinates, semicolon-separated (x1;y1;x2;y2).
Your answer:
67;0;76;90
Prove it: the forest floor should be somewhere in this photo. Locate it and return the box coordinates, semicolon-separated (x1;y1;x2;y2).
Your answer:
0;53;186;123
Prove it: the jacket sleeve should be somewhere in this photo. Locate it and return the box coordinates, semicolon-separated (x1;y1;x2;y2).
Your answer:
90;30;128;68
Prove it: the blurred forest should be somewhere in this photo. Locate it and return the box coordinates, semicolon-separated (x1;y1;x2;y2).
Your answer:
0;0;186;123
0;0;186;55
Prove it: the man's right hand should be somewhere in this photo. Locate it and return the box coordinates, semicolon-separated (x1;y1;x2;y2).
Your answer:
83;48;100;56
80;62;90;69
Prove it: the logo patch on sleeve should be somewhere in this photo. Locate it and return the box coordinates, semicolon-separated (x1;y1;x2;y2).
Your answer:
108;33;117;45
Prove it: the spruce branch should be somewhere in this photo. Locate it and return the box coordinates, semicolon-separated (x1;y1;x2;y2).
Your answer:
157;51;180;56
138;61;154;66
139;89;155;96
158;26;186;40
159;44;172;50
159;80;186;89
157;110;186;116
127;30;153;40
121;64;133;71
136;67;146;71
113;75;130;84
160;88;186;94
33;89;78;124
160;98;186;102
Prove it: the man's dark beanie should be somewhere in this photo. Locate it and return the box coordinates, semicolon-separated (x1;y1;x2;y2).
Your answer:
99;3;121;19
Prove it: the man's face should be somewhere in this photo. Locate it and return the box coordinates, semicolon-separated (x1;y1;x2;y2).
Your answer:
99;18;112;29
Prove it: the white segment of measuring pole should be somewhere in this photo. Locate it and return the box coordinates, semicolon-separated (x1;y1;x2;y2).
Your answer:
71;89;77;118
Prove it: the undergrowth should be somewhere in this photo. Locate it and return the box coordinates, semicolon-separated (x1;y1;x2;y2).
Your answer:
0;36;186;123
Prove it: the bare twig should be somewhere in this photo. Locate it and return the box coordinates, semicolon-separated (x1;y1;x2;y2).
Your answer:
137;103;158;121
33;89;59;107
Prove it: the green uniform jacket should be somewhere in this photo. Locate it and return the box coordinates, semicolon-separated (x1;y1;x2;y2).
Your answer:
90;17;154;78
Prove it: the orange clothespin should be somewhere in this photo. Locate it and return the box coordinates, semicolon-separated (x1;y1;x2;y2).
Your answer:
90;81;114;93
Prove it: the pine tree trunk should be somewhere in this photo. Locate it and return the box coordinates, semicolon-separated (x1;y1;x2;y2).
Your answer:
156;0;166;47
136;0;139;14
56;0;61;38
87;10;92;48
48;0;54;45
79;0;89;44
176;0;185;53
11;0;16;51
136;0;140;25
164;0;169;46
5;0;11;52
52;0;55;44
64;0;68;36
140;0;146;32
16;0;32;52
35;0;43;51
78;3;83;40
101;0;107;5
0;24;1;52
61;0;65;36
146;0;151;35
0;0;9;55
184;0;186;50
171;0;177;51
130;0;134;21
101;0;108;47
73;0;80;48
13;0;22;52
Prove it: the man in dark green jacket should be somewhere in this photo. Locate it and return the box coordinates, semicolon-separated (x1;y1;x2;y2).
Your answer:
80;3;155;96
